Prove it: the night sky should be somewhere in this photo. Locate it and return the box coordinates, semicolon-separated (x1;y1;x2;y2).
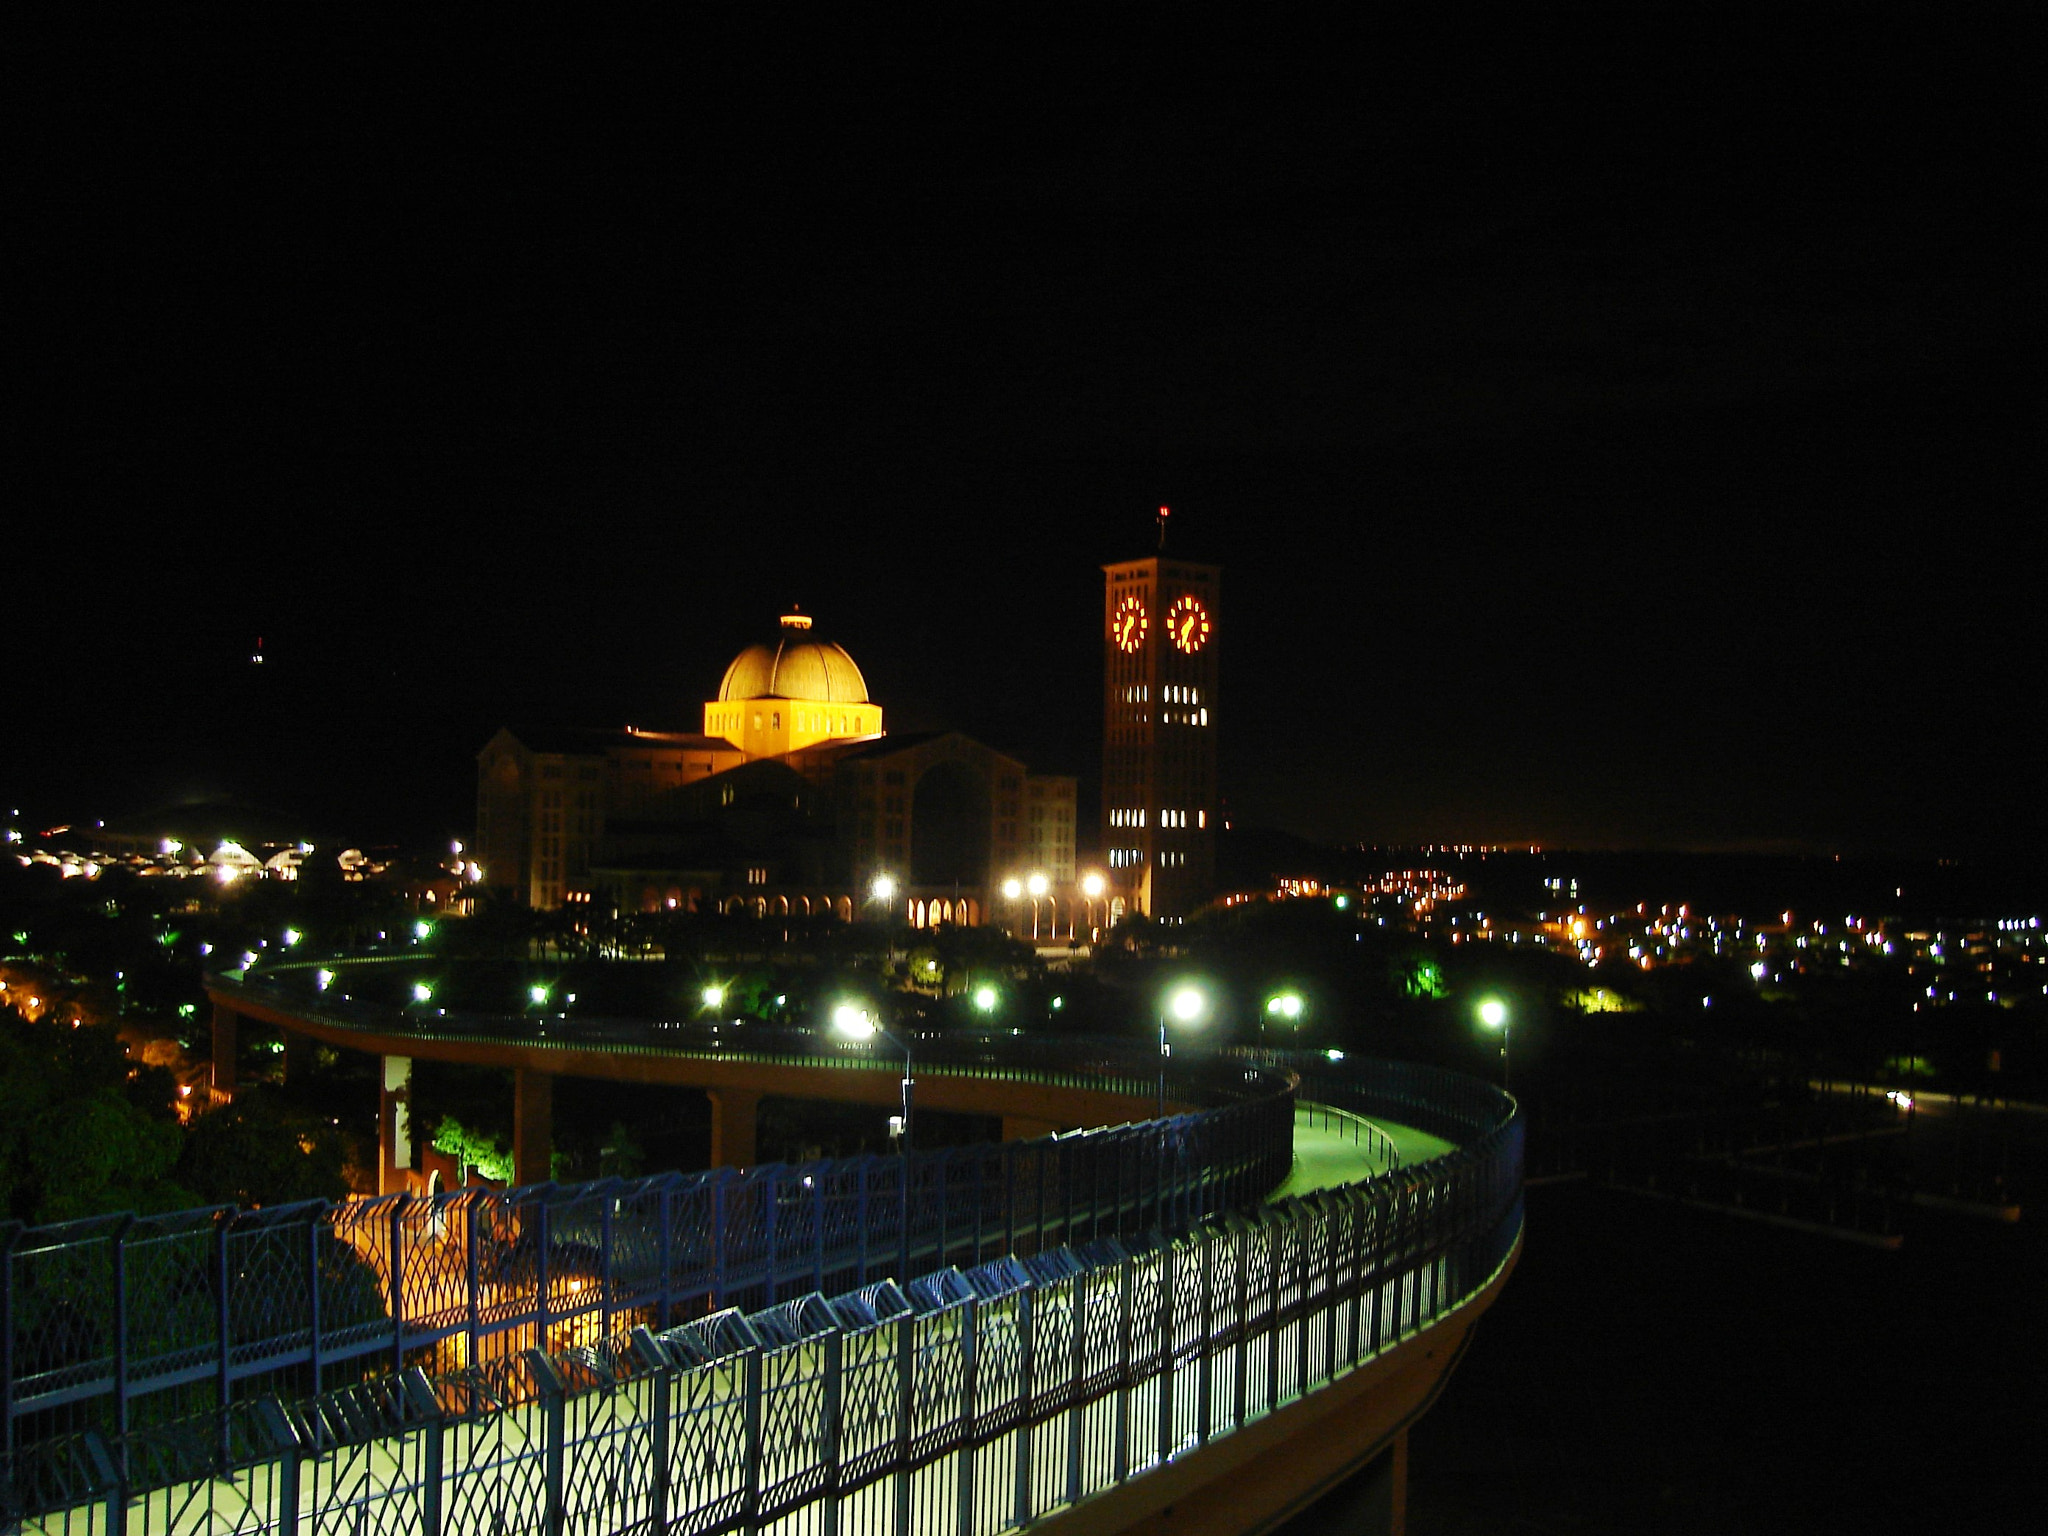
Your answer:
11;9;2042;857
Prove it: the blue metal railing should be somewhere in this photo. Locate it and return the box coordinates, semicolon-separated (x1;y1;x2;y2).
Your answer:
2;964;1521;1535
3;970;1299;1466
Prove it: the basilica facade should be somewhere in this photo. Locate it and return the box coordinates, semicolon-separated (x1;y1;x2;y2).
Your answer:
475;611;1085;935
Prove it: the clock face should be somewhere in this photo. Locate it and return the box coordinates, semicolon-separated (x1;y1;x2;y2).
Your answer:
1112;594;1148;653
1168;594;1211;654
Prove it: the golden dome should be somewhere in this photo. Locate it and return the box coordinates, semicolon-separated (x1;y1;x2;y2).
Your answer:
718;613;870;703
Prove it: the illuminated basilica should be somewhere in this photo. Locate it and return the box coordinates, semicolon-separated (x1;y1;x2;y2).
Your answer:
476;611;1086;935
479;540;1220;935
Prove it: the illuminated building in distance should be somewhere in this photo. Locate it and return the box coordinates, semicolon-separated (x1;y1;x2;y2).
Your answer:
477;611;1079;930
1103;523;1220;921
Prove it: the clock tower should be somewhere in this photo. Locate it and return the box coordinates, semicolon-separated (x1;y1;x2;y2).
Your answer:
1102;543;1220;921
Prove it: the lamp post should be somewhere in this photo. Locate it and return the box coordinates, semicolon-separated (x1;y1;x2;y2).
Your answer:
1081;871;1106;941
1158;983;1206;1117
833;1002;914;1152
1478;996;1512;1092
1026;872;1049;939
1001;876;1023;939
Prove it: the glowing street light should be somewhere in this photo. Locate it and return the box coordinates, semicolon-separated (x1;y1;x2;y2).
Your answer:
1159;982;1208;1117
701;984;727;1012
1263;989;1305;1045
1001;876;1023;900
972;984;998;1014
411;981;434;1005
529;983;551;1007
1477;996;1512;1091
870;873;897;905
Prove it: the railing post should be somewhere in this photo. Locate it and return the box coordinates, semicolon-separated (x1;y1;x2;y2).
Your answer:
421;1387;446;1536
599;1190;616;1340
814;1165;828;1294
905;1155;921;1286
763;1165;779;1306
112;1215;132;1442
957;1296;979;1536
821;1328;843;1536
1196;1228;1215;1446
216;1214;234;1461
1065;1279;1085;1505
529;1350;566;1536
857;1157;872;1285
466;1196;483;1369
1294;1203;1312;1400
535;1196;552;1355
388;1196;408;1374
1231;1223;1249;1430
634;1328;671;1536
306;1210;325;1398
265;1399;300;1536
657;1177;676;1329
1265;1218;1283;1414
713;1169;729;1310
1014;1287;1035;1527
743;1346;764;1535
1113;1261;1132;1482
894;1308;915;1536
1156;1242;1175;1466
1002;1141;1018;1259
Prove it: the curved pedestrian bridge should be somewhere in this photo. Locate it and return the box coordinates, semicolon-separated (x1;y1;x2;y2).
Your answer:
1;961;1523;1536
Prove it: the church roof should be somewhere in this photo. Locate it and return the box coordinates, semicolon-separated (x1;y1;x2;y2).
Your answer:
717;612;869;703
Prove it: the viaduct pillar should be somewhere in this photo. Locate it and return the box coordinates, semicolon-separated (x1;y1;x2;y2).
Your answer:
514;1068;554;1188
707;1087;761;1168
379;1055;414;1196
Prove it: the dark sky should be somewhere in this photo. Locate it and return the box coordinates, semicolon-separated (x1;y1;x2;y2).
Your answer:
9;8;2042;856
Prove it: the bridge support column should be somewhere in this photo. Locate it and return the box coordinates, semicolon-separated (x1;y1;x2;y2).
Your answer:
707;1087;761;1169
281;1028;313;1083
1003;1115;1061;1142
210;1002;238;1099
380;1055;414;1195
1348;1429;1408;1536
514;1068;554;1188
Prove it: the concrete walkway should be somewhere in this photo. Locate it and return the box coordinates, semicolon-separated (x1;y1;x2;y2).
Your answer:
1269;1104;1457;1201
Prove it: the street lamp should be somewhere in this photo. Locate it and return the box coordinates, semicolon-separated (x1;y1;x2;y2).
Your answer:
1081;871;1106;940
869;873;897;908
972;984;998;1016
1477;996;1512;1092
1263;989;1305;1047
1158;983;1207;1117
1026;872;1049;938
832;1002;915;1152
